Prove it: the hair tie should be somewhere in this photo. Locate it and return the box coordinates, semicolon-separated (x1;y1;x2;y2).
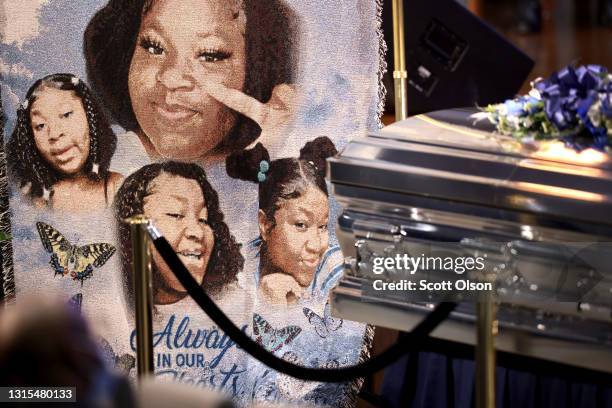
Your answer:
257;160;269;182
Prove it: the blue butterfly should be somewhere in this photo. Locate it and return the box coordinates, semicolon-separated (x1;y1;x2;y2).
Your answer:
252;313;302;353
303;301;343;338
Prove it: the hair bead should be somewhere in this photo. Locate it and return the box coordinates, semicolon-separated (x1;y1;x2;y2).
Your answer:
257;160;269;182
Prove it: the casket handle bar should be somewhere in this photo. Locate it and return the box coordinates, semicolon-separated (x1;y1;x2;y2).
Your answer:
131;219;457;382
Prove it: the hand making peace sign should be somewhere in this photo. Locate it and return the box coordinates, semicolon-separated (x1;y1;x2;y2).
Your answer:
204;82;297;150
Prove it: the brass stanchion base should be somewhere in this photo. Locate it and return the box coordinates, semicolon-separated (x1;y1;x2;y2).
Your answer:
126;215;154;378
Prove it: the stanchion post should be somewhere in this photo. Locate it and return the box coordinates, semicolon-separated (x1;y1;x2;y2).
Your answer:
392;0;408;121
476;292;497;408
127;215;154;378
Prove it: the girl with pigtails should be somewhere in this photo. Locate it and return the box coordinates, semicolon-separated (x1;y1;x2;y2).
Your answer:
227;136;344;305
7;73;123;212
229;137;372;407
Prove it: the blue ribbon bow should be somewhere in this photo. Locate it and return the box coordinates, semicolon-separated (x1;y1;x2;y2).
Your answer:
532;65;611;151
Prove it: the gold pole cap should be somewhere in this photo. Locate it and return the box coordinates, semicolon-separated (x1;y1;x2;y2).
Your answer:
124;214;150;225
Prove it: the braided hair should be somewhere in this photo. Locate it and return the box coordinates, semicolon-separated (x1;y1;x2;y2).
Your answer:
6;73;117;201
227;136;337;272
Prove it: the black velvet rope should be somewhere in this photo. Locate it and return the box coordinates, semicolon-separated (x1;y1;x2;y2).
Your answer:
151;235;457;382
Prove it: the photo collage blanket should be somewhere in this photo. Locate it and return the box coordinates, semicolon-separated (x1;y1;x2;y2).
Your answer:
0;0;384;406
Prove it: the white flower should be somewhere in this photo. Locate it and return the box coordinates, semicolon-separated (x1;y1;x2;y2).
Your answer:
21;99;29;109
522;135;535;144
469;112;489;120
469;111;490;125
587;100;602;127
530;77;543;88
507;115;520;130
528;88;541;100
71;76;80;86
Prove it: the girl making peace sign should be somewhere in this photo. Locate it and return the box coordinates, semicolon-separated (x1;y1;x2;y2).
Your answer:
85;0;298;162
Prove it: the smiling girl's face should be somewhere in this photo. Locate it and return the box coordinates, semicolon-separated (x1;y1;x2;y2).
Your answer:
30;87;90;175
128;0;246;160
260;186;330;287
143;173;215;296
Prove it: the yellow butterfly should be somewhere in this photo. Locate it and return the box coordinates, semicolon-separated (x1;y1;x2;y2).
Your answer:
36;222;116;285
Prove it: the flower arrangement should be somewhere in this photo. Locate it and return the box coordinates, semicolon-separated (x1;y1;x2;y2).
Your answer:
475;65;612;152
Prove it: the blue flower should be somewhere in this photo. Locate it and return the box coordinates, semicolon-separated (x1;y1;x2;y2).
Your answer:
504;99;525;116
521;95;541;114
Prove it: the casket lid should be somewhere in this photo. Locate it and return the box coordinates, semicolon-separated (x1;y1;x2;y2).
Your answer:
380;109;612;170
329;108;612;226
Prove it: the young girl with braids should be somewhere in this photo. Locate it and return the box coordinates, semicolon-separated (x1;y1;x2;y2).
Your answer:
227;136;343;305
229;138;373;407
7;74;123;212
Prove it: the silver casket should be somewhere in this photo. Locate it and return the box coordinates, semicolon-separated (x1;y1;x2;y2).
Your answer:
328;108;612;373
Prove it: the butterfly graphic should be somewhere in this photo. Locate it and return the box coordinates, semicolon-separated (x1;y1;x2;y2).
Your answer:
252;313;302;353
303;301;343;338
99;337;136;375
66;293;83;314
36;222;116;285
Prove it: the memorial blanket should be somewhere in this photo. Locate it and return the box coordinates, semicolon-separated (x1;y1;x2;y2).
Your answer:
0;0;384;405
